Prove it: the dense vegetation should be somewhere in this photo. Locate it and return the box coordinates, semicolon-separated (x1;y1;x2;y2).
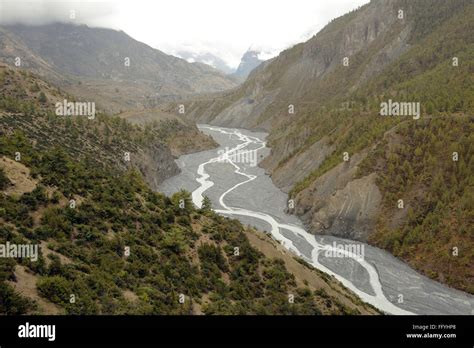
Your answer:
0;65;373;315
357;117;474;293
0;167;9;190
0;132;362;315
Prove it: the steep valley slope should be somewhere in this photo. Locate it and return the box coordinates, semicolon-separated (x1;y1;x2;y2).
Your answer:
175;0;474;294
0;63;217;190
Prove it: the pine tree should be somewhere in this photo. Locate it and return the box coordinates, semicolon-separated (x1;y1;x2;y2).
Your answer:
0;168;10;190
202;196;212;212
38;92;47;103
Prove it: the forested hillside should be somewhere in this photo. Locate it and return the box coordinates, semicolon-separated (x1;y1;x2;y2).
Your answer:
0;138;375;314
0;63;216;190
357;117;474;293
0;63;377;315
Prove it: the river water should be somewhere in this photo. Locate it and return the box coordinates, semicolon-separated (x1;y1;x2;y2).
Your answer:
159;125;474;315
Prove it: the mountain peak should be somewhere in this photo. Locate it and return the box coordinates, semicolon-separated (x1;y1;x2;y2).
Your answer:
233;48;265;79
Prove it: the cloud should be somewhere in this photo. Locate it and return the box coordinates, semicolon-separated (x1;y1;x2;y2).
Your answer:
0;0;370;69
0;0;119;27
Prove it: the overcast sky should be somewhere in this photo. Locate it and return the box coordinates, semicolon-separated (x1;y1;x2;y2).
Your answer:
0;0;370;68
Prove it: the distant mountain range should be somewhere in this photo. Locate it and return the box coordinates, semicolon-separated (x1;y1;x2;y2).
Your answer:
232;50;265;79
0;23;239;113
176;51;235;75
177;49;265;79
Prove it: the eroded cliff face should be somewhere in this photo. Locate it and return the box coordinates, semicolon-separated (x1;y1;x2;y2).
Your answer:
294;151;382;242
131;143;180;192
262;137;335;193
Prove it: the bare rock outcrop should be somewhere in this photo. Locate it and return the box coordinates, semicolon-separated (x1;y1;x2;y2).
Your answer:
131;143;180;192
262;137;335;193
295;152;381;241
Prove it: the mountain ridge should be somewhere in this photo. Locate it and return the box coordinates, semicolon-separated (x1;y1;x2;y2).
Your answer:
0;23;239;113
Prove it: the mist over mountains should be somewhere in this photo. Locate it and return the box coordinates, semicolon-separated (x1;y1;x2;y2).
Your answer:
176;49;266;80
233;50;265;79
176;51;235;75
0;23;239;113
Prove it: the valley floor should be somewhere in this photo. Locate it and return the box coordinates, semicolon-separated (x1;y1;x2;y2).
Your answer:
159;125;474;315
